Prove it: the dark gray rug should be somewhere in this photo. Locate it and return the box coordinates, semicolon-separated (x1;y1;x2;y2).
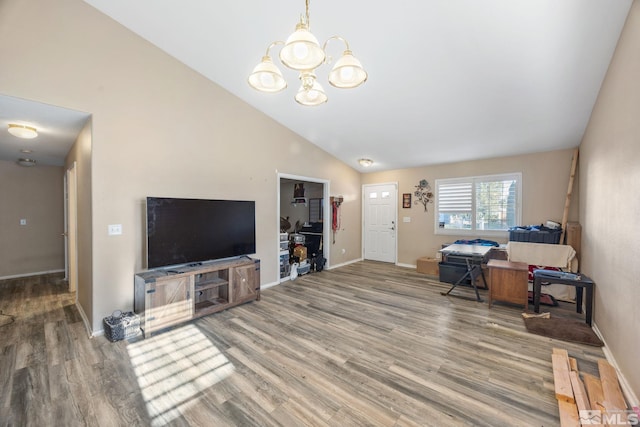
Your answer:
523;316;604;347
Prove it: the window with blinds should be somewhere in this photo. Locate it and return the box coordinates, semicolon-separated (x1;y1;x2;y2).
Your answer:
435;173;521;235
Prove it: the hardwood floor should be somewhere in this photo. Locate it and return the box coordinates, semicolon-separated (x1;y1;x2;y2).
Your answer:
0;262;605;426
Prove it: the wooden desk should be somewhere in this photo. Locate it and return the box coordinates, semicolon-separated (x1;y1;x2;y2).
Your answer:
487;259;529;309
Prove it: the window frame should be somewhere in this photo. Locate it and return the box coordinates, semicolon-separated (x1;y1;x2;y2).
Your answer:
434;172;522;237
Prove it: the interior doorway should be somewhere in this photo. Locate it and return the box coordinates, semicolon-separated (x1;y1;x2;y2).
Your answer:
277;174;330;283
363;183;398;263
65;162;78;293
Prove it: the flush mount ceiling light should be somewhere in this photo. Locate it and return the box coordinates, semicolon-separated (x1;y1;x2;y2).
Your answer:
248;0;367;106
8;124;38;139
358;158;374;167
17;158;37;167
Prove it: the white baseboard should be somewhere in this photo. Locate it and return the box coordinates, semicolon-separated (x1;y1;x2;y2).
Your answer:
74;300;100;338
396;263;416;269
91;328;105;338
265;258;364;287
261;280;282;290
327;258;363;270
265;259;363;287
592;322;639;406
0;269;65;281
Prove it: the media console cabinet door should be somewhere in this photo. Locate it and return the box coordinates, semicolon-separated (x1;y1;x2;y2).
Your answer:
145;275;194;334
231;263;259;303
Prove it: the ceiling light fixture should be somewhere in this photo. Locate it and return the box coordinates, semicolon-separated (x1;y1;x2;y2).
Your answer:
8;124;38;139
248;0;367;106
358;158;373;167
17;158;37;167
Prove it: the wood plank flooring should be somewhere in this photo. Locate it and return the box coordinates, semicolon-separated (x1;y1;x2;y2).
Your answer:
0;262;605;426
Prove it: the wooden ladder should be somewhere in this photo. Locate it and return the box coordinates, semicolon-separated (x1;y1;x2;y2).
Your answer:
560;148;579;244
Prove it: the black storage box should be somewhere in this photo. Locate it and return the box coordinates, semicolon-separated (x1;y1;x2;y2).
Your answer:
438;262;470;285
508;226;562;244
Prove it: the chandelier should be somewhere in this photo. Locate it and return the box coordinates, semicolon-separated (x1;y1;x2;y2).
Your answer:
248;0;367;106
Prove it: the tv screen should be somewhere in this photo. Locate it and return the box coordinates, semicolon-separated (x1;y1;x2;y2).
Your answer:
146;197;256;269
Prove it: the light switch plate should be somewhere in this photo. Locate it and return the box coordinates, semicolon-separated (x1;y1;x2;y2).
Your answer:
20;219;27;225
403;217;411;223
108;224;122;235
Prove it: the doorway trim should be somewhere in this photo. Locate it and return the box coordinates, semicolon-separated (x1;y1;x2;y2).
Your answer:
277;173;331;283
65;162;79;294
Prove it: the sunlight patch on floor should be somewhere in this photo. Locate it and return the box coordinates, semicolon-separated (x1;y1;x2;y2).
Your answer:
127;324;235;426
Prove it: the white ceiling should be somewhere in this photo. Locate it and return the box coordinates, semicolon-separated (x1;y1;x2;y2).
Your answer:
1;1;632;171
0;95;90;167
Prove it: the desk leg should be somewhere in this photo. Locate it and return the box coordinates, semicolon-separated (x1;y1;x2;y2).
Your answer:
440;259;483;302
576;287;583;314
533;277;541;313
468;265;482;302
480;268;488;290
585;286;593;326
440;269;471;296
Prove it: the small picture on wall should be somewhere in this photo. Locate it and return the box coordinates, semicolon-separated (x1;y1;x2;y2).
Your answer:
402;193;411;208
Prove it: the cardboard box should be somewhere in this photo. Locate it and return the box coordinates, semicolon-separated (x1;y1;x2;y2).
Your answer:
417;257;439;275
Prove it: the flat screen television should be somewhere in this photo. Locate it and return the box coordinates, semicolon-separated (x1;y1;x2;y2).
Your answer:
146;197;256;269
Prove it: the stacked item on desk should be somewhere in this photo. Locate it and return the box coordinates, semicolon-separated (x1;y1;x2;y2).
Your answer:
506;241;578;302
509;224;562;244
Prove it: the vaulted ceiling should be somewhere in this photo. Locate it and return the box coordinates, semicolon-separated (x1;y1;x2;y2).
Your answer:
1;1;632;171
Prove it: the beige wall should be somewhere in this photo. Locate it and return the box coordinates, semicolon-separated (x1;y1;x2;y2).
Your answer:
580;0;640;401
362;148;579;265
0;0;361;331
0;160;65;277
65;119;93;327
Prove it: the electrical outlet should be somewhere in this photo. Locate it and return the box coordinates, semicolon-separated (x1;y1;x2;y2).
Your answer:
108;224;122;235
403;217;411;223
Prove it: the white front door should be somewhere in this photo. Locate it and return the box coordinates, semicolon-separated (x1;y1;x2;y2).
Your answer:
363;183;397;263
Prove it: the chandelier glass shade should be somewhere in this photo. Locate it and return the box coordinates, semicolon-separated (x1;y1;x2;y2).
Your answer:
328;49;368;88
248;53;287;93
248;0;367;106
279;23;325;71
295;72;327;106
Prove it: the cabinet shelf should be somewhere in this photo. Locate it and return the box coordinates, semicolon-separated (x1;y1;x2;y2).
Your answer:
195;298;228;311
195;277;229;291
